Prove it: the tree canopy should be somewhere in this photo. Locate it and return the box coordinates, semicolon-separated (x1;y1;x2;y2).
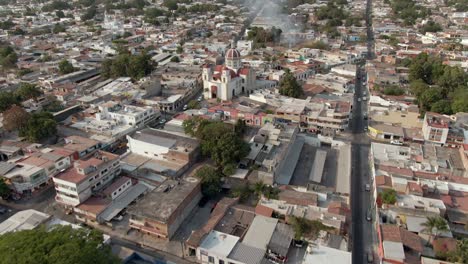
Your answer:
0;44;17;68
0;226;120;264
2;105;30;131
58;59;75;75
195;165;223;198
247;27;282;48
0;178;11;199
101;52;154;80
183;117;250;169
381;189;397;204
407;53;468;115
279;70;303;98
19;111;57;142
389;0;430;25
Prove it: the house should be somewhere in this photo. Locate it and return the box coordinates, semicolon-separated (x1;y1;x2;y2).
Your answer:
0;161;48;194
379;224;424;264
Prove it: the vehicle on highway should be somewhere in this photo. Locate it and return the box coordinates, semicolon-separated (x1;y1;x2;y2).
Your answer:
390;140;403;145
362;96;367;101
367;251;374;263
294;240;305;248
364;127;368;132
358;98;362;102
363;113;368;120
366;209;372;221
365;184;370;192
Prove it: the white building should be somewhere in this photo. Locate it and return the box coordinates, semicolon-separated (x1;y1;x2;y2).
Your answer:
422;112;450;145
0;162;48;194
53;151;121;207
96;101;157;128
203;46;257;101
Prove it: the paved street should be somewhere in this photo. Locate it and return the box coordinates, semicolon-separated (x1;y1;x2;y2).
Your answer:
350;0;376;261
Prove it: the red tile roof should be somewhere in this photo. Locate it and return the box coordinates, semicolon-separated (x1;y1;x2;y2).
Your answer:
255;204;273;217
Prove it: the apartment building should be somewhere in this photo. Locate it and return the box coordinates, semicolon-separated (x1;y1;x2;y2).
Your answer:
422;112;450;145
52;151;121;207
303;101;352;134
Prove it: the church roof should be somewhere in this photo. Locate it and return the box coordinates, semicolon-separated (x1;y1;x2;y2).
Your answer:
226;48;241;59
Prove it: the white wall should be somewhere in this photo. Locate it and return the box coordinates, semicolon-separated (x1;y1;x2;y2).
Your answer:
127;135;172;159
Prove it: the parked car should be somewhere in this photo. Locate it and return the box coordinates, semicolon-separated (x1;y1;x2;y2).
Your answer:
197;96;203;102
365;183;370;192
367;251;374;263
183;105;188;110
0;206;7;214
366;209;372;221
159;119;167;124
293;240;304;248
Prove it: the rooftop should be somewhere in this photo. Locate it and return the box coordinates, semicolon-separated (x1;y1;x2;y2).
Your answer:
199;230;240;258
127;177;200;223
242;215;278;250
0;210;50;235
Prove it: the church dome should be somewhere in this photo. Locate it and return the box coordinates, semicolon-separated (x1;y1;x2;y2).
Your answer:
225;48;241;59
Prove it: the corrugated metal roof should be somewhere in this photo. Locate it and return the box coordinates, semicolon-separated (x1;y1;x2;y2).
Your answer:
268;223;293;256
276;137;304;185
309;149;327;183
227;243;266;264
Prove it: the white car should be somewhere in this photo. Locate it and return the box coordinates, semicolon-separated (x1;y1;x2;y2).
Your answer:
183;105;188;110
362;96;367;101
358;98;362;102
365;184;370;191
390;140;403;145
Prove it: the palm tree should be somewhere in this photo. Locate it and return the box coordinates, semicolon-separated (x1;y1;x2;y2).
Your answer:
253;181;265;198
422;216;449;245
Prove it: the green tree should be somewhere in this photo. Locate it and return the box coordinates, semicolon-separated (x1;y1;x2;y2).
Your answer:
421;216;448;245
253;181;265;198
430;100;452;115
163;0;178;10
0;178;11;199
195;165;223;198
231;183;252;203
101;53;154;80
15;83;42;101
19;112;57;142
234;119;247;136
81;5;97;20
187;100;200;109
176;45;183;54
0;226;119;264
52;23;66;33
0;44;17;68
420;20;443;34
58;59;75;75
183;118;250;168
55;10;65;18
0;91;19;112
170;56;180;63
279;70;303;98
381;189;397;204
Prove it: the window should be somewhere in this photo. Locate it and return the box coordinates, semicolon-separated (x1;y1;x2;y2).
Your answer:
208;256;214;263
219;260;225;264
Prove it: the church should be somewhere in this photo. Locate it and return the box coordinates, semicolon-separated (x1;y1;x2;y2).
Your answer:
202;45;256;101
